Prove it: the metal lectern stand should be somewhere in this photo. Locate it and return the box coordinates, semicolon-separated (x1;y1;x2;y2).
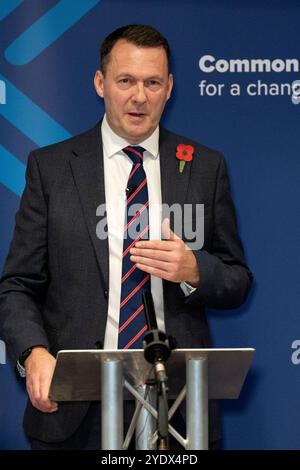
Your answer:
49;348;255;450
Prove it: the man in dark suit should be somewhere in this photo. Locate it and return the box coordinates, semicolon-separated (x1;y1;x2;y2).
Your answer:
0;24;252;449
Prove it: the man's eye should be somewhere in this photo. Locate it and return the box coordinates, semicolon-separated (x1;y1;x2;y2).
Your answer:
146;80;161;88
119;78;129;84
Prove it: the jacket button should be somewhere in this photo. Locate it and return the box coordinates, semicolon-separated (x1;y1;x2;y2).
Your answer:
104;289;108;299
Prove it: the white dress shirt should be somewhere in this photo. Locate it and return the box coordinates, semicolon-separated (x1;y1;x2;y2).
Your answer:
102;115;165;349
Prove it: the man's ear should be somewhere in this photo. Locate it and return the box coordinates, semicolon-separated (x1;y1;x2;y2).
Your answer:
94;70;104;98
167;73;174;101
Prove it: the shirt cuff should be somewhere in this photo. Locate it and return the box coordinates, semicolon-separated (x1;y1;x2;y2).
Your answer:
180;281;198;297
16;360;26;378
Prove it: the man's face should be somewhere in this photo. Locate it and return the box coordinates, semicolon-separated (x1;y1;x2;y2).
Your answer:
94;39;173;144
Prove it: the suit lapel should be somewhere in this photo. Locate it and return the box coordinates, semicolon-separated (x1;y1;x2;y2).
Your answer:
159;127;192;216
69;122;109;289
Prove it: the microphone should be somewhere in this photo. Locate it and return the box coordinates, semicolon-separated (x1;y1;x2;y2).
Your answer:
142;292;173;448
143;291;158;330
126;184;137;198
142;292;171;383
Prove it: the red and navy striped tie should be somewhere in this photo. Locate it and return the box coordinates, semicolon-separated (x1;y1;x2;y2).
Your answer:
118;146;151;349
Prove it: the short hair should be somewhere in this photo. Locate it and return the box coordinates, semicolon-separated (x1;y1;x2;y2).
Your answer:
100;24;170;74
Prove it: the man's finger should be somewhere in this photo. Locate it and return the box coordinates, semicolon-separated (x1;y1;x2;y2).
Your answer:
135;262;172;281
130;255;171;271
31;389;58;412
161;218;180;241
32;399;58;413
134;240;174;251
130;247;173;261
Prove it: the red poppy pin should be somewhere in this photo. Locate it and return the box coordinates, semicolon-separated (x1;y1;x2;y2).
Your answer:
176;144;194;173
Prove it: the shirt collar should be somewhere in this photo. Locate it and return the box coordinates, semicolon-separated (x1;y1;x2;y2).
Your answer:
101;114;159;159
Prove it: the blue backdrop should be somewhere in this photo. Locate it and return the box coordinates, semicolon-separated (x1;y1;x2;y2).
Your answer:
1;0;300;449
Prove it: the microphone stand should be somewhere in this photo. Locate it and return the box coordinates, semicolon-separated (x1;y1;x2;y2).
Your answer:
142;292;175;450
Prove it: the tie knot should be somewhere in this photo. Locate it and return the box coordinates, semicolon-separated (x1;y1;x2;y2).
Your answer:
123;146;145;165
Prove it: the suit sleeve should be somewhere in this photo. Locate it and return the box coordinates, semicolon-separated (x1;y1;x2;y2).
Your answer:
0;152;49;365
185;155;253;309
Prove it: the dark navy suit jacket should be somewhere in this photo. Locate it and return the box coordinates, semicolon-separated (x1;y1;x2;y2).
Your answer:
0;122;253;443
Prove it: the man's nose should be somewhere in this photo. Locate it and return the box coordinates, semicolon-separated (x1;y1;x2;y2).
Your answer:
132;83;147;103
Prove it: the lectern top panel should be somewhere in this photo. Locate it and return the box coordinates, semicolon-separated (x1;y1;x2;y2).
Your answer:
50;348;255;401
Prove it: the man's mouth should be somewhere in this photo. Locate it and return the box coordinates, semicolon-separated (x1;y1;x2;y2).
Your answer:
127;112;146;117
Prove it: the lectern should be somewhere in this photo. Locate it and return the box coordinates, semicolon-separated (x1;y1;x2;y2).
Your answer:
49;348;254;450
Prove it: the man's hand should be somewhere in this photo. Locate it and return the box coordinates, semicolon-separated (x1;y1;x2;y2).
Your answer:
24;346;58;413
130;218;200;286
